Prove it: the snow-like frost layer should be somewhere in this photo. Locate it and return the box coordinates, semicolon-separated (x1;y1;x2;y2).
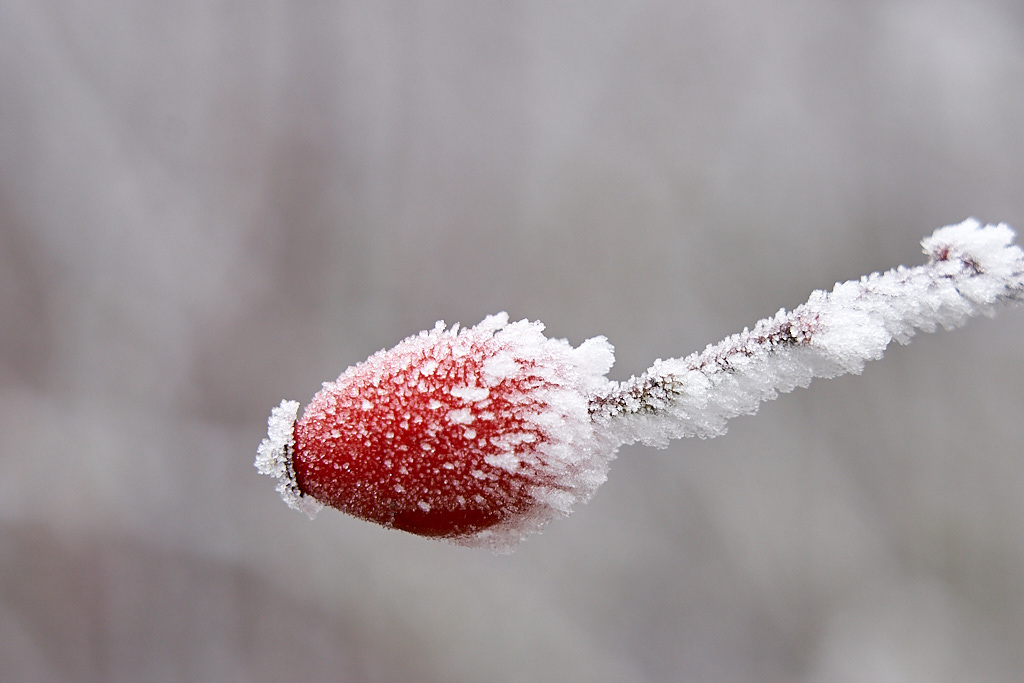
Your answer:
255;399;323;518
591;219;1024;447
388;313;618;552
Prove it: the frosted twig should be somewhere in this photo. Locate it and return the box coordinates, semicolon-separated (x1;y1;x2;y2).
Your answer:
258;218;1023;551
590;219;1024;447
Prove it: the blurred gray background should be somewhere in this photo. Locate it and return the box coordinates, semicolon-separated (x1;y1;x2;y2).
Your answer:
2;1;1024;681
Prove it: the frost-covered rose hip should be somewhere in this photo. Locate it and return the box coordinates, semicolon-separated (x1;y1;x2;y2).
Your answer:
258;221;1024;553
256;313;618;552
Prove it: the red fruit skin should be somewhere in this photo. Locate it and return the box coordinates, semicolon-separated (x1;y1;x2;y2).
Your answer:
292;328;563;539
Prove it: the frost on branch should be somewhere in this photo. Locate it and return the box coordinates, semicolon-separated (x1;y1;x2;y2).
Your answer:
590;219;1024;448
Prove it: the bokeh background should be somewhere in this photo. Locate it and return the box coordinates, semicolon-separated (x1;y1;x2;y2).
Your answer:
3;1;1024;681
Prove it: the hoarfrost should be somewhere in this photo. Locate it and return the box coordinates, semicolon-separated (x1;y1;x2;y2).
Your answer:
591;219;1024;448
449;386;490;403
254;399;323;519
446;408;475;424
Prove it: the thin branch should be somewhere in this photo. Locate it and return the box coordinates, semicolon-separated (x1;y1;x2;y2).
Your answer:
590;219;1024;447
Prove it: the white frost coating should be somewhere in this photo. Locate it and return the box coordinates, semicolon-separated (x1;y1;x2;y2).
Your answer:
446;407;475;424
254;399;323;518
442;312;618;552
449;385;490;402
591;219;1024;448
481;353;520;386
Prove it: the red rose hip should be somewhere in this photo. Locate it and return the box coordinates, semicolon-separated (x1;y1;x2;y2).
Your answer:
256;313;617;551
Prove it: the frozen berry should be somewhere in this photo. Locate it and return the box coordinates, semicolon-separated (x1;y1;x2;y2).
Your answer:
256;313;617;552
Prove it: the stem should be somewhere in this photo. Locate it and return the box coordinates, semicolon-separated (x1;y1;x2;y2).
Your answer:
589;219;1024;447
